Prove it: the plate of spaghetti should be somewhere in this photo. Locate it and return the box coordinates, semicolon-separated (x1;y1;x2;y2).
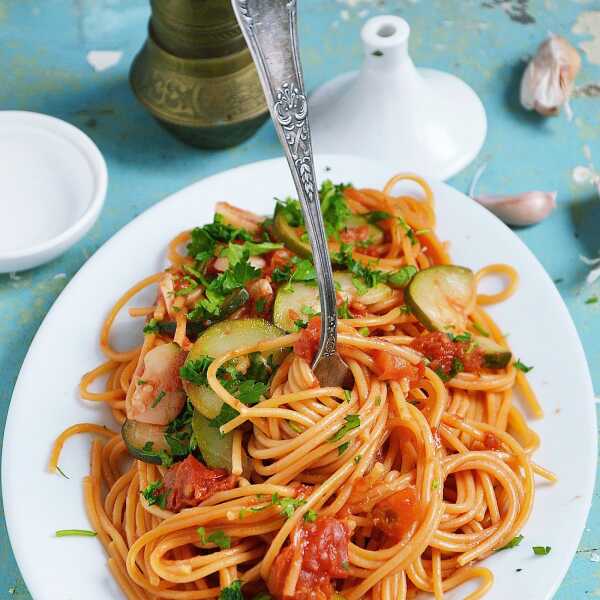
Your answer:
2;155;595;600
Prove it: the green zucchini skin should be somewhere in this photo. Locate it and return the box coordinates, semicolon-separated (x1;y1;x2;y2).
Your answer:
474;335;512;369
121;419;170;464
183;318;286;418
272;204;384;257
405;265;475;332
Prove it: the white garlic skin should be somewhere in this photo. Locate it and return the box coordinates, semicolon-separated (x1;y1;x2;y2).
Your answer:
475;191;557;227
520;35;581;116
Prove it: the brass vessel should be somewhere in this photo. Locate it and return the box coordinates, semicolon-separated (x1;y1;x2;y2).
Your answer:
130;0;268;149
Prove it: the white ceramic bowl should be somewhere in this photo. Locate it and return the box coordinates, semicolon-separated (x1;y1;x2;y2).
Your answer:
0;111;107;273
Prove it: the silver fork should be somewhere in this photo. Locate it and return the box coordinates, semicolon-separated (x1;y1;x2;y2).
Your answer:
232;0;353;389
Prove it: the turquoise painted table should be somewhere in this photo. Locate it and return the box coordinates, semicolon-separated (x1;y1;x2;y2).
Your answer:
1;0;599;597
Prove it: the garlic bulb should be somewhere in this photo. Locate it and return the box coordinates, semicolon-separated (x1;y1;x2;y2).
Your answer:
474;192;557;227
520;34;581;117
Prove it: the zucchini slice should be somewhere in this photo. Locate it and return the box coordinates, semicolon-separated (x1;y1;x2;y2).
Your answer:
273;203;311;257
474;335;512;369
122;420;171;464
272;204;384;257
273;272;392;332
192;411;234;471
183;319;286;418
405;265;476;332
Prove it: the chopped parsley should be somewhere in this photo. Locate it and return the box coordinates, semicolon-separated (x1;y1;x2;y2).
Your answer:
397;216;417;244
304;510;318;522
141;481;169;509
277;197;304;227
435;357;464;382
354;454;362;464
255;297;267;313
338;441;350;455
585;295;598;305
180;356;213;386
187;214;252;264
514;359;534;373
338;299;352;319
532;545;551;556
496;535;524;552
358;327;369;336
343;389;351;403
219;580;244;600
319;180;351;237
55;529;97;537
197;527;231;549
449;332;472;343
151;390;166;408
143;319;159;334
330;414;360;442
271;493;307;519
364;211;391;223
333;243;387;292
387;265;417;289
272;257;317;290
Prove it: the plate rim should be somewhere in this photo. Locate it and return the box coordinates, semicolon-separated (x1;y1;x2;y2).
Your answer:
2;153;596;600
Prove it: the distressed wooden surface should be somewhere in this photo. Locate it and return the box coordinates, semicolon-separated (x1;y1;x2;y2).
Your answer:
0;0;599;597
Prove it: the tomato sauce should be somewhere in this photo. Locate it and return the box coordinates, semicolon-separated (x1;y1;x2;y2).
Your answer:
294;316;321;362
160;455;236;512
410;332;484;378
264;248;294;278
372;486;421;543
372;350;424;385
268;517;350;600
483;432;501;450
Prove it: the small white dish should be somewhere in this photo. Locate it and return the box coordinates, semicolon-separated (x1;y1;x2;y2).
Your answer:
310;16;487;180
0;111;107;273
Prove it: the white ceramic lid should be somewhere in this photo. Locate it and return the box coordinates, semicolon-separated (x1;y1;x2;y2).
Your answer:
309;16;487;180
0;111;107;273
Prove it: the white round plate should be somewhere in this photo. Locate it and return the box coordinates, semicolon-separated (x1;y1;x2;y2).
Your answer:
2;155;595;600
0;111;107;273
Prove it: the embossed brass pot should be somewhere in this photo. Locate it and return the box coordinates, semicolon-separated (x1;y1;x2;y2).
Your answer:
130;1;268;149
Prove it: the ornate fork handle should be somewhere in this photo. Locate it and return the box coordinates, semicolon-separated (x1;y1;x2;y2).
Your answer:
232;0;338;361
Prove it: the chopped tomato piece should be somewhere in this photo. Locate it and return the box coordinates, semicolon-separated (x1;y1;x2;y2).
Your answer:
483;432;501;450
268;517;350;600
372;350;424;384
294;316;321;362
410;332;484;377
264;248;294;277
160;455;236;512
340;225;370;244
373;486;421;542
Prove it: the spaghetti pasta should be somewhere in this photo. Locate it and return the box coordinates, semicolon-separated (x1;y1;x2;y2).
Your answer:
51;174;553;600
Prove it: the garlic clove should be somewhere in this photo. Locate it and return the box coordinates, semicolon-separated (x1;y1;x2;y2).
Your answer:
474;191;557;226
520;34;581;117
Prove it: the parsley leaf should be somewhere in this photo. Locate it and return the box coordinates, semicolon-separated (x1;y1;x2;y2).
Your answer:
180;356;213;386
219;580;244;600
514;359;533;373
304;510;318;522
277;198;304;227
496;535;524;552
197;527;231;549
387;266;417;289
338;441;350;455
187;214;252;262
141;481;169;509
272;493;307;519
337;299;352;319
364;211;392;223
532;545;551;556
333;243;386;291
143;319;159;334
320;180;351;237
209;403;240;431
151;390;166;408
330;414;360;442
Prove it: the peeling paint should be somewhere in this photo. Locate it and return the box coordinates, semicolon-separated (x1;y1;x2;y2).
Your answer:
482;0;535;25
573;11;600;65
